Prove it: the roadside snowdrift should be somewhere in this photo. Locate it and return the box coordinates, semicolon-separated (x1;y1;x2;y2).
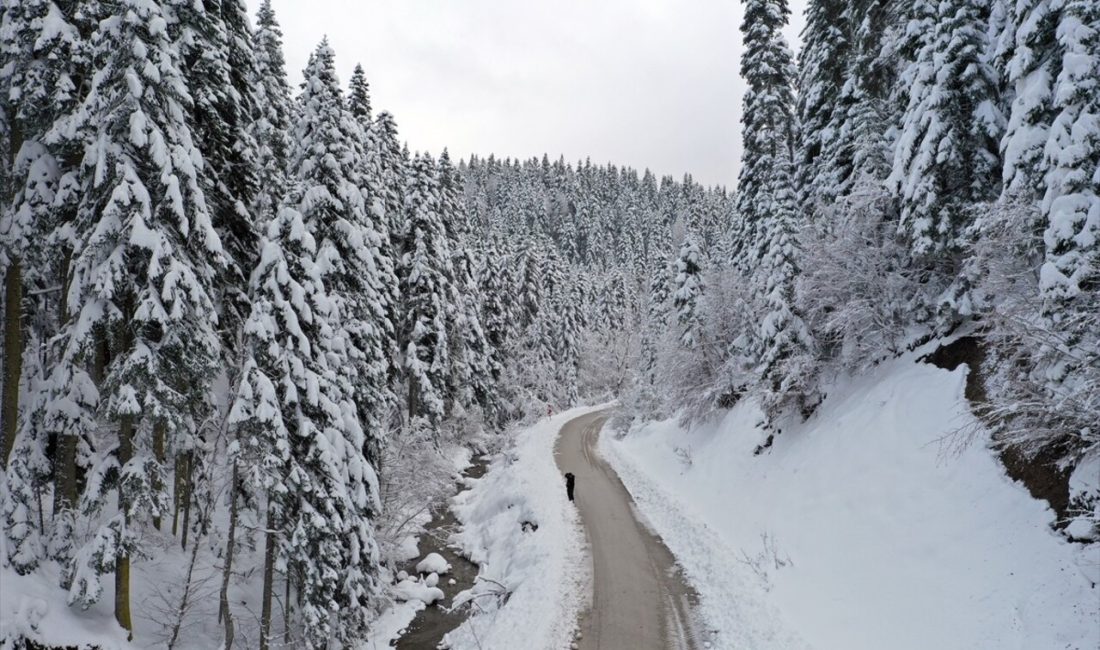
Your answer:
442;405;603;650
604;354;1100;650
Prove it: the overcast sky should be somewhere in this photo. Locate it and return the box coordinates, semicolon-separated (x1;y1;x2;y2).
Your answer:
246;0;807;189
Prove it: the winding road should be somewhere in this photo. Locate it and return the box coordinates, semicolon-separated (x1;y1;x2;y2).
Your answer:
555;411;700;650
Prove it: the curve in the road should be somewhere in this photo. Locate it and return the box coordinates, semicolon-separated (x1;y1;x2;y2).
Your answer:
555;411;700;650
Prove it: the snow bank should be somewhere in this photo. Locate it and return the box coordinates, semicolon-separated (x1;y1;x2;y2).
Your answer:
604;353;1100;650
442;405;606;650
361;600;423;650
1;565;132;649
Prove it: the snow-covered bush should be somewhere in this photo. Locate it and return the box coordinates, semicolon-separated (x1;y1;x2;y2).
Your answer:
797;179;921;372
659;267;758;426
375;418;468;569
969;201;1099;468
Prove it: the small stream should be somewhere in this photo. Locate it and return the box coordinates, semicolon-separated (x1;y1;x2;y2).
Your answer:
395;458;489;649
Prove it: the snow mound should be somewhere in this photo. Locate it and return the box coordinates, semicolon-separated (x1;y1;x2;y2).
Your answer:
604;353;1100;650
442;405;606;650
415;552;450;575
0;567;132;649
391;576;445;605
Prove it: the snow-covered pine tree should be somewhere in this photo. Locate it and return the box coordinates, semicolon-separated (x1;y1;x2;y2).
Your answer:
374;110;409;393
1;2;87;571
376;111;408;249
251;0;294;224
293;40;393;441
0;0;85;476
349;63;373;124
796;0;851;215
889;0;1003;320
737;0;816;418
438;150;493;414
732;0;799;272
1038;0;1098;310
230;195;379;649
229;40;387;648
217;2;297;643
1001;0;1100;463
171;0;261;332
478;235;514;418
836;0;903;189
516;239;545;330
672;234;704;348
57;1;225;637
642;253;671;383
346;62;401;433
399;153;452;422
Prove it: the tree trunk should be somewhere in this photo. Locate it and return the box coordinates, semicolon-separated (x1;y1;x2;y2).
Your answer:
180;451;192;550
152;420;166;530
115;412;135;640
172;454;183;536
1;119;23;470
407;379;418;421
259;504;276;650
53;431;78;515
219;463;239;648
1;257;23;469
53;251;77;515
92;335;108;385
283;567;292;646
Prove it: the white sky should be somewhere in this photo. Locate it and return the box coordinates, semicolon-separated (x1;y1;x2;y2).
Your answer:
246;0;807;189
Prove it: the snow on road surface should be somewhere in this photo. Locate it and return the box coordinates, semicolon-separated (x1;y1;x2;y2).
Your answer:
555;410;703;650
602;351;1100;650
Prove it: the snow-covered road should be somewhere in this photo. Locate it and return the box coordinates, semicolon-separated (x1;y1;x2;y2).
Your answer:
554;411;700;650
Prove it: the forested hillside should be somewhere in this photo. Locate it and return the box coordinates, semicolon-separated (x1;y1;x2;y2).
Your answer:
1;0;1097;647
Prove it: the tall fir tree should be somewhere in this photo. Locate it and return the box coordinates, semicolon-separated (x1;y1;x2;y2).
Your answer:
399;153;452;422
171;0;261;333
890;0;1003;261
732;0;799;271
56;1;225;638
737;0;815;416
796;0;852;214
672;235;704;348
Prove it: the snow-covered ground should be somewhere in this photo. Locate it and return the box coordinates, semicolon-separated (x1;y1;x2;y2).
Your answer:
602;351;1100;650
440;405;607;650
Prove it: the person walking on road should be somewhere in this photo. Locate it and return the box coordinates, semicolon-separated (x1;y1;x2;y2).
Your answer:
565;472;576;501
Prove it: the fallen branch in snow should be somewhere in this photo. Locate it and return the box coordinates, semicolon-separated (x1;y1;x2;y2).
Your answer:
736;532;792;590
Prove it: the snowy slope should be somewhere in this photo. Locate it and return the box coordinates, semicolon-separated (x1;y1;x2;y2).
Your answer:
603;353;1100;650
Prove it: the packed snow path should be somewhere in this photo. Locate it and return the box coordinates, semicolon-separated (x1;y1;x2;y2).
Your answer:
555;411;700;650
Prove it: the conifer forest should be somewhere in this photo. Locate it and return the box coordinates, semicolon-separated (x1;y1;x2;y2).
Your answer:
1;0;1097;648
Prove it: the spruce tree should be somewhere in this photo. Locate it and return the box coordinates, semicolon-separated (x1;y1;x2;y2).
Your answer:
251;0;294;222
737;0;816;416
438;150;493;413
59;1;224;638
672;235;704;348
890;0;1003;260
1037;0;1099;307
293;41;393;438
230;195;378;649
796;0;852;214
479;235;514;395
732;0;799;271
348;63;373;124
399;153;452;422
0;0;84;474
171;0;261;332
